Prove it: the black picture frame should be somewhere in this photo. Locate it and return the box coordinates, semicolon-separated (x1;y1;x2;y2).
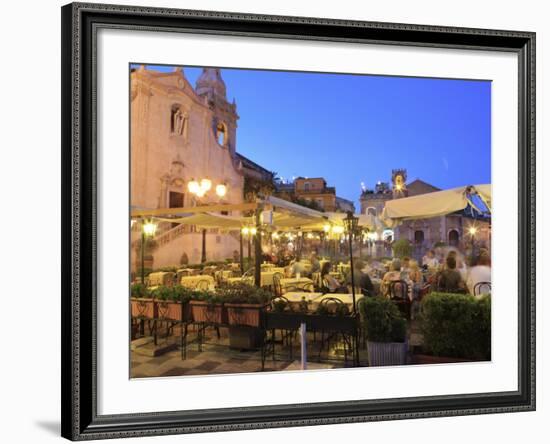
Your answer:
61;2;536;440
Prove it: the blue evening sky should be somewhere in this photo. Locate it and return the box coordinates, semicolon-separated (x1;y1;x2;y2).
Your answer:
136;64;491;207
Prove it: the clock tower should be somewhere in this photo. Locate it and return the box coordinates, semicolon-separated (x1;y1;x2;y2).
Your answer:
392;168;408;198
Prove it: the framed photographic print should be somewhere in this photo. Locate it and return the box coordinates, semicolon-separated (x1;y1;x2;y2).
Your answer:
61;2;536;440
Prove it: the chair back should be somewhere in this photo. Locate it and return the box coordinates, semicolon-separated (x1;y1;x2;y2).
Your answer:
388;280;409;301
272;273;283;297
473;281;491;296
195;279;211;291
319;296;348;315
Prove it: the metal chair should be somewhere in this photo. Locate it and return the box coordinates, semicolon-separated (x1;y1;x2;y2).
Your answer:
388;280;411;319
473;281;491;296
195;279;211;291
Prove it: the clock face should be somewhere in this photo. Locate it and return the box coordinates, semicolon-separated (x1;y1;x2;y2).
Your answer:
395;175;404;186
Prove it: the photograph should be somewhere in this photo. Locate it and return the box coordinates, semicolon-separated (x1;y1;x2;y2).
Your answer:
129;64;492;378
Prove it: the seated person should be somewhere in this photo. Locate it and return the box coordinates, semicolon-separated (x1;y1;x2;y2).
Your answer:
436;256;467;293
422;250;439;269
310;251;321;273
320;262;348;294
381;259;403;297
347;259;374;296
289;259;307;277
466;253;491;296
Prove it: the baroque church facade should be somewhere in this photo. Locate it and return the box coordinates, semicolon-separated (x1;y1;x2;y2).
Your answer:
130;66;259;269
360;169;491;259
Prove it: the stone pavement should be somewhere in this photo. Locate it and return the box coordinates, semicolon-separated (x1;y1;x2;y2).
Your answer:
131;324;365;378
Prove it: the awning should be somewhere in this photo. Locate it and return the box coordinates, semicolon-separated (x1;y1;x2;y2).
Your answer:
155;212;248;229
380;184;491;227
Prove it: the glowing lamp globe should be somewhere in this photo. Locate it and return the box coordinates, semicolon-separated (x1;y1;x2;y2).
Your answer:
200;178;212;192
215;183;227;197
142;221;157;237
187;180;199;194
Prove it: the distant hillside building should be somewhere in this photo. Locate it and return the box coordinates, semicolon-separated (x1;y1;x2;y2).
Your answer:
275;177;355;213
360;169;491;259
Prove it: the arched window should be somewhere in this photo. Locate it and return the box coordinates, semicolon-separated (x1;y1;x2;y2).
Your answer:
414;230;424;245
366;207;377;217
448;229;459;247
216;122;227;146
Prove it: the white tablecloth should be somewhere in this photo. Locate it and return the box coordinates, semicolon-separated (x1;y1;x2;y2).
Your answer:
180;275;215;290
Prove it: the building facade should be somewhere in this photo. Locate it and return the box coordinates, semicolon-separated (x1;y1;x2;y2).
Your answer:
275;177;355;213
130;66;253;269
360;169;491;259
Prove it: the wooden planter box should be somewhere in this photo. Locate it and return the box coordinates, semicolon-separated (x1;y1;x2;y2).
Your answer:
189;300;226;324
130;298;157;319
225;303;268;328
367;341;408;367
156;300;191;322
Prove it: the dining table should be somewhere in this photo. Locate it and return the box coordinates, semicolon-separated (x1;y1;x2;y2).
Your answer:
180;274;216;290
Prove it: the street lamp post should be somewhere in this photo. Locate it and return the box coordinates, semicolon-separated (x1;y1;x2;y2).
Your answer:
187;177;228;264
140;219;157;285
468;225;478;264
343;211;359;314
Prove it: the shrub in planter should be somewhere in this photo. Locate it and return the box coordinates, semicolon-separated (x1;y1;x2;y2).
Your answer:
130;283;156;318
419;292;491;361
218;282;272;327
359;296;408;366
152;285;192;321
189;291;226;324
391;239;413;259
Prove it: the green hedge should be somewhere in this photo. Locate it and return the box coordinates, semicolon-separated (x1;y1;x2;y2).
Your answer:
358;296;407;343
419;292;491;360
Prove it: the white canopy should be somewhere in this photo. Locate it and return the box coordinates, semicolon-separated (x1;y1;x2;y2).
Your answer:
139;194;383;232
381;184;491;227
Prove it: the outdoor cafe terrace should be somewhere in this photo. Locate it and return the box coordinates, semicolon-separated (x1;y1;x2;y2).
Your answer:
130;188;492;377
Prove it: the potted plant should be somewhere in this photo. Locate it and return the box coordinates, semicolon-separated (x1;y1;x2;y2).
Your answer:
415;292;491;364
130;283;157;319
189;291;226;324
220;282;272;328
391;238;413;259
153;285;192;322
359;296;408;366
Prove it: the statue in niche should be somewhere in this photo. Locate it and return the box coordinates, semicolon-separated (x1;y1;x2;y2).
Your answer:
172;107;185;135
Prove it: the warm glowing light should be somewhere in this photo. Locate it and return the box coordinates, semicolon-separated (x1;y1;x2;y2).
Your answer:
367;232;379;241
323;224;331;233
306;233;314;239
272;232;279;239
468;226;478;236
215;183;227;197
200;178;212;192
142;221;157;236
332;226;345;235
187;180;199;194
241;227;249;235
131;219;136;228
395;184;403;191
195;187;206;198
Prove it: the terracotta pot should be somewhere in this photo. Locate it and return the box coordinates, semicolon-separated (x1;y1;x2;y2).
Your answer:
156;300;190;321
367;340;408;367
225;303;268;328
130;298;157;319
190;300;226;324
